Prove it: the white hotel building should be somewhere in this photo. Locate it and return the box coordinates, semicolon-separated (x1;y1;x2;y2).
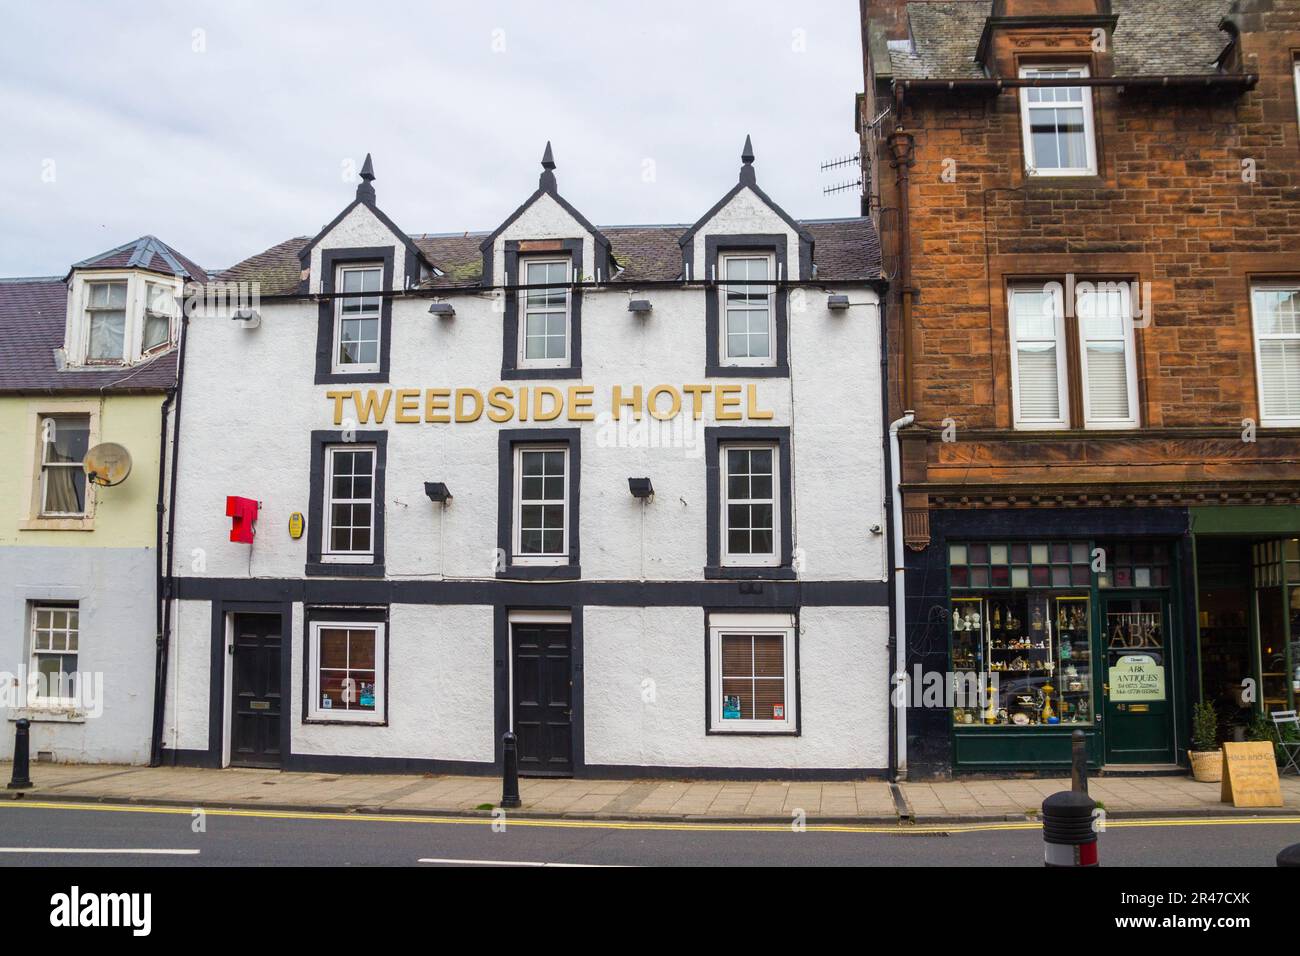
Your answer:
157;141;892;778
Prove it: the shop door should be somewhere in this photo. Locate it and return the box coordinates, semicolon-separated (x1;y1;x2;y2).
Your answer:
1100;595;1176;764
512;622;573;776
230;614;282;768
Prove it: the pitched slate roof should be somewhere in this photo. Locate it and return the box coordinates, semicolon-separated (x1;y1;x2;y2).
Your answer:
884;0;1233;80
220;219;882;295
0;277;177;391
68;234;209;283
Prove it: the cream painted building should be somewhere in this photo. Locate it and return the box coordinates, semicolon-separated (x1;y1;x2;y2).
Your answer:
0;237;193;763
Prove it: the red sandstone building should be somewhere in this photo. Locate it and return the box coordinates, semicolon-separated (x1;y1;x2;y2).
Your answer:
861;0;1300;776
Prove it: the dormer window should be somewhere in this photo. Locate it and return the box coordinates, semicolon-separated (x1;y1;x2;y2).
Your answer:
85;281;128;362
68;272;181;368
720;253;775;367
519;258;570;368
1019;66;1097;177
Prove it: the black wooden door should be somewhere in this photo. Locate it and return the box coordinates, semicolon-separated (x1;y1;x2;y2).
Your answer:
512;622;573;775
231;614;282;768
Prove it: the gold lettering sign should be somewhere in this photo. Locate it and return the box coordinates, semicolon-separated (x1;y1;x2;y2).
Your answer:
325;385;775;425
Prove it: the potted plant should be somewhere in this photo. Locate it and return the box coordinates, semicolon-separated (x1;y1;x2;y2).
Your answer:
1190;700;1222;782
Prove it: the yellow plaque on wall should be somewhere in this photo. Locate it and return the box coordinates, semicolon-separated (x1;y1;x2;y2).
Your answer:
288;512;304;539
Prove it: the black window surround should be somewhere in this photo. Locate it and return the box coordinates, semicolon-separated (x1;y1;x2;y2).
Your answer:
705;425;795;580
704;235;790;378
314;246;395;385
306;429;387;578
301;605;390;727
496;427;581;580
501;239;583;380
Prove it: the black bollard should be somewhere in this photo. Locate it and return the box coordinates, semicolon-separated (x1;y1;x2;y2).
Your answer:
1042;788;1099;867
500;731;521;809
1277;844;1300;867
7;718;32;790
1070;729;1089;795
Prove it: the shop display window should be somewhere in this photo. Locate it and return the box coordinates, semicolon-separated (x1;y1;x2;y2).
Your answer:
950;592;1092;727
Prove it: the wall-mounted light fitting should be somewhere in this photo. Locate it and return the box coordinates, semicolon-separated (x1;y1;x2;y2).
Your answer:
428;303;455;318
627;299;652;316
424;482;453;505
628;477;654;499
827;295;850;311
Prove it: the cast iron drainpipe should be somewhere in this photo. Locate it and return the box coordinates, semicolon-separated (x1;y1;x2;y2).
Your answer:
889;410;915;781
149;305;190;767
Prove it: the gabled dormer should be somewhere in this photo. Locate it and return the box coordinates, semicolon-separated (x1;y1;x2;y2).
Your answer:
60;235;201;369
302;154;434;384
680;136;814;378
481;144;613;379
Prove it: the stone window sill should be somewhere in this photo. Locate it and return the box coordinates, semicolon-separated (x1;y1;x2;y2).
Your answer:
7;708;88;724
19;516;95;532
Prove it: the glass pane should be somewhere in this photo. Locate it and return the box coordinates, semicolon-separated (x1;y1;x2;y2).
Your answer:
88;311;126;359
319;629;349;669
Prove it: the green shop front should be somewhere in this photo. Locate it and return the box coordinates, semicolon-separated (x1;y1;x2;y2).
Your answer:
903;507;1197;777
905;505;1300;777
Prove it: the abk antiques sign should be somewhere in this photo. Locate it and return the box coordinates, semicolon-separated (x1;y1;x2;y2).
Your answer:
1108;654;1166;702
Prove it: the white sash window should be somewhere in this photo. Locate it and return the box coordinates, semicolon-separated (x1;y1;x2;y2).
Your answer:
1251;284;1300;427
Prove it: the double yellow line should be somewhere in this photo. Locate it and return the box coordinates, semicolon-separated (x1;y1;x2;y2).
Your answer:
3;800;1298;835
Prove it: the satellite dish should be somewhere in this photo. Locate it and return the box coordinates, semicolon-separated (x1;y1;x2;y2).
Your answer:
83;443;132;487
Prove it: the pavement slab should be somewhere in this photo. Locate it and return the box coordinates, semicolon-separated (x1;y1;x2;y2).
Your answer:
4;762;1300;823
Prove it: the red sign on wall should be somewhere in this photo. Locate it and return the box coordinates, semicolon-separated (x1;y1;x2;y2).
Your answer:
226;496;259;544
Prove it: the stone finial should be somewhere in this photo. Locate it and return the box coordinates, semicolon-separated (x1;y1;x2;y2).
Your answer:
540;141;557;192
739;134;756;186
357;153;376;203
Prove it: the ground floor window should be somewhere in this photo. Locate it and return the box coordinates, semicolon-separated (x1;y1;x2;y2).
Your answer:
307;620;385;723
708;612;796;732
30;602;79;705
947;539;1175;730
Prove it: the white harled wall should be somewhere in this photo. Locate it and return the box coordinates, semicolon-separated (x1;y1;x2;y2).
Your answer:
165;194;889;773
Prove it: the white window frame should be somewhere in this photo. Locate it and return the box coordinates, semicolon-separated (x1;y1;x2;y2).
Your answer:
322;444;377;564
141;281;177;355
83;278;129;364
332;264;383;374
721;442;781;568
1077;282;1140;430
29;603;80;708
709;612;796;733
1019;65;1097;177
1008;285;1071;430
307;620;385;724
1294;60;1300;134
37;413;92;517
719;253;776;368
518;257;571;369
1250;282;1300;428
513;444;569;566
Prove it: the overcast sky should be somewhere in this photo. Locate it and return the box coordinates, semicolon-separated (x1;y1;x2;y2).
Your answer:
0;1;864;277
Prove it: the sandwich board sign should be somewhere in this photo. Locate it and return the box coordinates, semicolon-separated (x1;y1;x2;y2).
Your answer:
1220;741;1282;808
